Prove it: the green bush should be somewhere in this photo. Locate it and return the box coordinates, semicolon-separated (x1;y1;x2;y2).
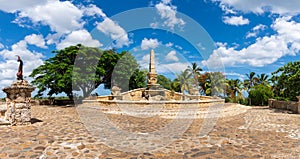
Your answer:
249;85;274;106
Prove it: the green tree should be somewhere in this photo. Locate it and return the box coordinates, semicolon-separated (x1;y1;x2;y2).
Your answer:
226;79;243;102
187;62;202;87
129;69;147;90
198;72;226;96
30;44;144;99
244;71;258;105
112;52;145;92
256;73;270;86
271;61;300;101
175;70;192;99
157;74;172;90
248;84;274;105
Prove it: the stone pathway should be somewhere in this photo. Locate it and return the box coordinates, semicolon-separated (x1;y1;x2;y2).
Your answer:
0;104;299;158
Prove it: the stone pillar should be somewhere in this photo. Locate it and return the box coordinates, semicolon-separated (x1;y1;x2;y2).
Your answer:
2;80;35;125
147;49;158;87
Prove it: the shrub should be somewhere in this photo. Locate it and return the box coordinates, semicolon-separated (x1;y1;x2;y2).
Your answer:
249;85;274;106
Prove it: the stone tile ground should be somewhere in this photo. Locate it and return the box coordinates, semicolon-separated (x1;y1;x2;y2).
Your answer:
0;104;299;159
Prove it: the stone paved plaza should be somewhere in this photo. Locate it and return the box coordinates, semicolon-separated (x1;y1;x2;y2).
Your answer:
0;103;299;159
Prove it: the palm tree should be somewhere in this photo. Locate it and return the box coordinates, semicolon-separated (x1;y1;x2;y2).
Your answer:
244;72;258;90
244;72;258;105
205;72;226;97
256;73;270;86
187;62;202;88
175;69;192;100
226;79;243;102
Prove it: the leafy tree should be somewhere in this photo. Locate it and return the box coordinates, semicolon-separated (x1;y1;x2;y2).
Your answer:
30;44;144;99
157;74;172;90
111;52;145;92
271;61;300;101
129;69;147;90
248;84;274;105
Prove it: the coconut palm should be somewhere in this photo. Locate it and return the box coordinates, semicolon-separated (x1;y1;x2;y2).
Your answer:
175;69;192;100
187;62;202;88
256;73;270;86
244;71;259;105
226;79;243;102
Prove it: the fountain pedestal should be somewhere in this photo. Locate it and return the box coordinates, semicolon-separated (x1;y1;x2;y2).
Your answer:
2;80;35;125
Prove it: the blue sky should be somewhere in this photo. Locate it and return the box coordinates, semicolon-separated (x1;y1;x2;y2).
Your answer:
0;0;300;96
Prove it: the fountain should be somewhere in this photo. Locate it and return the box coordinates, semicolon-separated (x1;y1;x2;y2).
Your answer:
82;49;225;118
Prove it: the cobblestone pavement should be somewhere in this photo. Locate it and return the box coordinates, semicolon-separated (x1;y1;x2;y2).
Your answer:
0;104;299;159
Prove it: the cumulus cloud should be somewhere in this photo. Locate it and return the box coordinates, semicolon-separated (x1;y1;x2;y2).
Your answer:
0;0;47;13
203;16;300;68
165;50;179;62
155;0;185;29
246;24;267;38
57;30;102;50
0;39;44;89
24;34;47;48
213;0;300;15
223;16;250;26
97;18;131;48
158;62;190;73
82;4;106;18
13;0;84;34
141;38;160;50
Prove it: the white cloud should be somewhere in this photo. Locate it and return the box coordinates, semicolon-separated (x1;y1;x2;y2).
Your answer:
246;24;267;38
165;50;179;62
155;0;185;29
0;0;47;13
203;16;300;68
97;18;131;48
0;40;44;89
0;43;4;49
57;30;102;50
165;42;173;47
158;62;190;73
141;38;160;50
82;4;106;18
197;42;206;50
214;0;300;15
24;34;47;48
13;0;84;34
223;16;249;26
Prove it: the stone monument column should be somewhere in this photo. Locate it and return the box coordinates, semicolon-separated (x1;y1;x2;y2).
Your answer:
2;56;35;125
147;49;158;88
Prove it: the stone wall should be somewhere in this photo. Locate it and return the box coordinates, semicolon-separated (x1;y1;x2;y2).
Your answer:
268;98;300;114
87;98;225;118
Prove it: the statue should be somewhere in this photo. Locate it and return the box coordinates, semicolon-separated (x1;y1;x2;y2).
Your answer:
16;55;23;80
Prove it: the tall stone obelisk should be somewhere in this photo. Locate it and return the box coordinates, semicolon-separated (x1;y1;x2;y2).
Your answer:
147;49;158;88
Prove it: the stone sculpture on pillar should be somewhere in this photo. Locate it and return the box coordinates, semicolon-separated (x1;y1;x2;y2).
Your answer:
16;55;23;80
2;56;35;125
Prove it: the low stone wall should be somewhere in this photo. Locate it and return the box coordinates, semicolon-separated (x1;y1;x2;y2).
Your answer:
268;99;300;114
83;98;225;118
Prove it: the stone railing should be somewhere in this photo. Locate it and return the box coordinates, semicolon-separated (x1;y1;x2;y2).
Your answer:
268;97;300;114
